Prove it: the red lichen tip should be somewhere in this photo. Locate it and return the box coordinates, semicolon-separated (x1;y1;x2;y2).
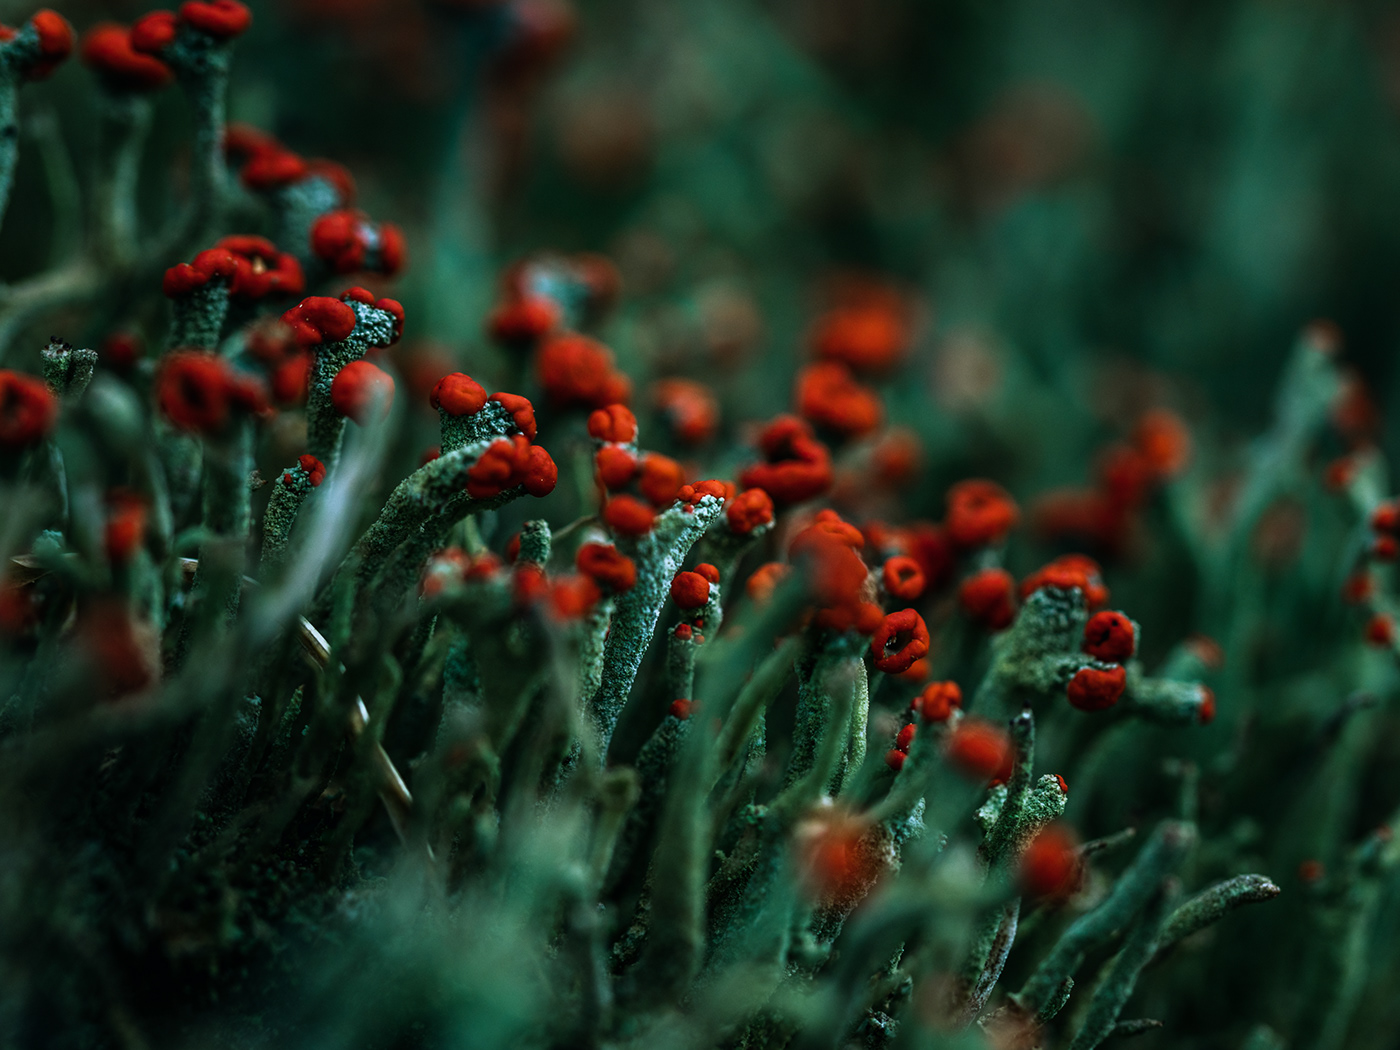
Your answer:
240;147;308;191
576;543;636;592
945;720;1013;782
216;235;305;301
694;563;720;586
330;360;395;424
463;435;557;499
490;392;537;441
870;609;930;674
639;453;686;507
726;487;774;535
297;453;326;486
179;0;251;40
0;370;58;450
670;571;711;610
959;568;1016;631
603;495;656;536
653;378;719;445
129;11;177;53
1365;613;1395;648
162;248;239;298
669;698;694;721
881;555;925;603
431;373;488;417
946;478;1019;549
895;722;916;752
537;332;632;409
1082;610;1136;663
547;574;601;622
796;361;883;438
1196;685;1216;725
488;295;560;349
80;22;172;90
1019;823;1081;899
281;296;357;347
311;210;404;276
916;680;962;723
587;402;638;444
1066;664;1127;712
10;10;74;79
595;445;638;490
1021;554;1109;610
103;490;147;564
739;414;833;507
155;351;267;435
884;749;907;772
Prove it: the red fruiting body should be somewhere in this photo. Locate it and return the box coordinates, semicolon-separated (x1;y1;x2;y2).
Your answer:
241;147;308;190
872;428;922;488
811;302;908;374
945;720;1013;781
490;392;538;441
488;295;560;348
310;210;404;275
104;491;147;563
670;572;711;610
917;680;962;722
270;353;311;405
895;722;916;751
906;523;954;591
1342;573;1374;604
603;495;656;536
1197;686;1216;725
298;454;326;486
946;479;1019;549
1066;665;1128;711
796;361;883;438
881;555;925;602
155;352;267;435
653;378;719;444
792;509;865;552
796;532;868;610
595;446;638;490
163;248;238;297
884;749;907;772
547;574;601;621
587;403;638;443
1134;409;1191;477
1096;443;1155;510
282;297;357;347
7;10;74;79
100;332;143;370
870;609;930;674
1365;613;1395;648
80;23;172;90
180;0;252;39
639;453;685;506
1370;535;1398;561
747;562;789;604
1053;774;1069;794
684;479;732;504
465;436;557;499
575;543;636;592
129;11;177;53
739;415;833;507
330;361;395;424
1019;823;1080;899
431;373;488;417
216;235;305;300
1371;500;1400;535
669;698;694;720
1021;554;1109;609
223;122;278;162
726;488;774;534
959;568;1016;630
1082;611;1136;663
0;371;58;450
694;563;720;585
537;333;632;409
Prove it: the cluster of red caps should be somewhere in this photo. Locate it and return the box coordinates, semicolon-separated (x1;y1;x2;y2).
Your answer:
1346;498;1400;649
0;10;73;80
1032;409;1191;555
82;1;251;91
